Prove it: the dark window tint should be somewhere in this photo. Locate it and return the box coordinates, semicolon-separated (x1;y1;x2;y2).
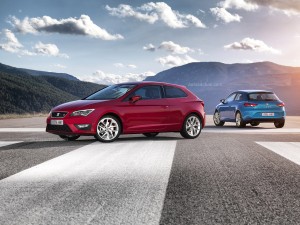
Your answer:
164;86;187;98
248;92;279;101
130;85;162;100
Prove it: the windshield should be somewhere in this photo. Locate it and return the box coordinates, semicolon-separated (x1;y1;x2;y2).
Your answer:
248;92;279;101
84;84;136;100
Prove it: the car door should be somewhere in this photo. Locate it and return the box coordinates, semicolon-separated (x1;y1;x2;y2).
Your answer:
163;85;189;130
121;85;169;133
219;93;236;120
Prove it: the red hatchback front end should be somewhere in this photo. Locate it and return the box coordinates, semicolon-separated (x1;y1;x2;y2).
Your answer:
46;82;206;142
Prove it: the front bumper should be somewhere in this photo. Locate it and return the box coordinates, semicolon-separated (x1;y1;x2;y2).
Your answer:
46;116;97;136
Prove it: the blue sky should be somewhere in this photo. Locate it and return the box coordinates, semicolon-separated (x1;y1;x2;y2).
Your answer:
0;0;300;84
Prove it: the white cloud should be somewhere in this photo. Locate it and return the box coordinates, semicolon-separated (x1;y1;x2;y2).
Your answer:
84;70;155;85
210;7;242;23
105;4;158;24
224;37;281;54
106;2;206;29
128;64;137;69
53;64;67;69
0;29;23;53
219;0;258;11
159;41;194;54
0;29;70;58
219;0;300;15
113;63;137;69
247;0;300;15
143;43;156;52
10;15;123;40
34;42;69;58
157;54;198;67
113;63;125;68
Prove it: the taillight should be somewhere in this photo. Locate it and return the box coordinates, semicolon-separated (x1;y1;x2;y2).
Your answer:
277;102;285;107
244;102;257;107
200;101;205;107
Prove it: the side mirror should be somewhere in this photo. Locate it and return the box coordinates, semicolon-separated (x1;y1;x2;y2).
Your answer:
130;95;141;103
220;99;225;104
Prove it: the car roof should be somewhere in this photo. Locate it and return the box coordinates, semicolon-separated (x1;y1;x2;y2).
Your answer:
237;90;274;93
116;81;186;88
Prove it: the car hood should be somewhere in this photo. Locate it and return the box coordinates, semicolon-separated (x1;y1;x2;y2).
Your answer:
52;100;109;111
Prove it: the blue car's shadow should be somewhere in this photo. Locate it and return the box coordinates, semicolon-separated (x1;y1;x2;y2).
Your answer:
204;125;279;130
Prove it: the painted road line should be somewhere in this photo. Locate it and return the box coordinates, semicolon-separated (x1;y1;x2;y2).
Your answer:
256;142;300;166
0;140;177;225
0;128;45;132
0;141;22;147
204;128;300;134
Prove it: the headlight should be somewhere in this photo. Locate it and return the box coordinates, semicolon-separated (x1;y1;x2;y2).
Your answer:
70;109;94;117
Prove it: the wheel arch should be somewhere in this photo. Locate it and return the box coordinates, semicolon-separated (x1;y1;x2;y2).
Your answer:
99;113;123;134
184;111;204;128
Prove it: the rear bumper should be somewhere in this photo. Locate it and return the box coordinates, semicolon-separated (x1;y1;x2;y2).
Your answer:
244;118;285;123
242;109;286;122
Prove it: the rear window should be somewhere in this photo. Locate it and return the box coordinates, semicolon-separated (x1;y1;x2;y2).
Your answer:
248;92;279;101
164;86;187;98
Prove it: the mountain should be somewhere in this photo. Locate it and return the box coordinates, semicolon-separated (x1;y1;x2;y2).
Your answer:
0;62;79;81
0;64;105;114
145;62;300;115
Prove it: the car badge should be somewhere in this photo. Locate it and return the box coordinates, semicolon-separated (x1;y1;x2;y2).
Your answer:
57;113;60;117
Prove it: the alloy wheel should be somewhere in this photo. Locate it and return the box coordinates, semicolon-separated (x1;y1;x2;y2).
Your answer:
185;115;201;137
96;116;120;142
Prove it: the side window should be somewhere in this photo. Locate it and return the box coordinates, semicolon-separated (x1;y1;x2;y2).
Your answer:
225;93;236;103
234;93;243;101
164;86;187;98
130;85;162;100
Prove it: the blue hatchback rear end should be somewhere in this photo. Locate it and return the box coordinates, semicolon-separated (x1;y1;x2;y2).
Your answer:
213;90;286;128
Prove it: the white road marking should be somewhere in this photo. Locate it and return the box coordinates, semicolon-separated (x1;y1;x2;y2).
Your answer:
256;142;300;166
0;141;22;147
0;128;45;132
0;140;177;225
204;128;300;134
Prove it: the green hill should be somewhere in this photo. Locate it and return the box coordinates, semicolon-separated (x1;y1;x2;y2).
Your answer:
0;71;105;114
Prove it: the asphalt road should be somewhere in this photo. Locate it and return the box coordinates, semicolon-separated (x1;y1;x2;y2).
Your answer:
0;116;299;225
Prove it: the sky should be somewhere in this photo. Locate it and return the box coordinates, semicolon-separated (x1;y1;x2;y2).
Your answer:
0;0;300;84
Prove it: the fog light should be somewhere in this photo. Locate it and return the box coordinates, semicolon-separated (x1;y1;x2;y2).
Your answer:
75;124;91;130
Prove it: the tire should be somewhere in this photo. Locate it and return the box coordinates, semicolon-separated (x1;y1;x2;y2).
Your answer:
95;115;121;142
274;120;285;128
180;114;202;139
250;122;260;127
213;111;225;126
235;112;246;128
59;135;80;141
143;133;159;138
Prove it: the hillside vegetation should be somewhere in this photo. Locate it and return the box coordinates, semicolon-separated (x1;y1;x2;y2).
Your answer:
0;71;105;114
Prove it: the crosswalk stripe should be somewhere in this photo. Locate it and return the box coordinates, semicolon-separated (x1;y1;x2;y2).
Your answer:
256;142;300;165
0;128;45;132
0;140;177;225
0;141;22;147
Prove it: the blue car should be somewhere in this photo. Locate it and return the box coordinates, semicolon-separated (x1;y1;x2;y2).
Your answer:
213;90;286;128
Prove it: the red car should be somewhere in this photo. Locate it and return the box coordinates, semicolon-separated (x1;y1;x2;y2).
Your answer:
46;82;206;142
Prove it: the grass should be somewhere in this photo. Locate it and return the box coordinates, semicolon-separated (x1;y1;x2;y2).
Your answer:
0;113;49;120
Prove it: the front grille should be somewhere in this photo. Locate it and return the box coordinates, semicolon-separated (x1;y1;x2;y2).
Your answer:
46;124;72;132
51;111;68;118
